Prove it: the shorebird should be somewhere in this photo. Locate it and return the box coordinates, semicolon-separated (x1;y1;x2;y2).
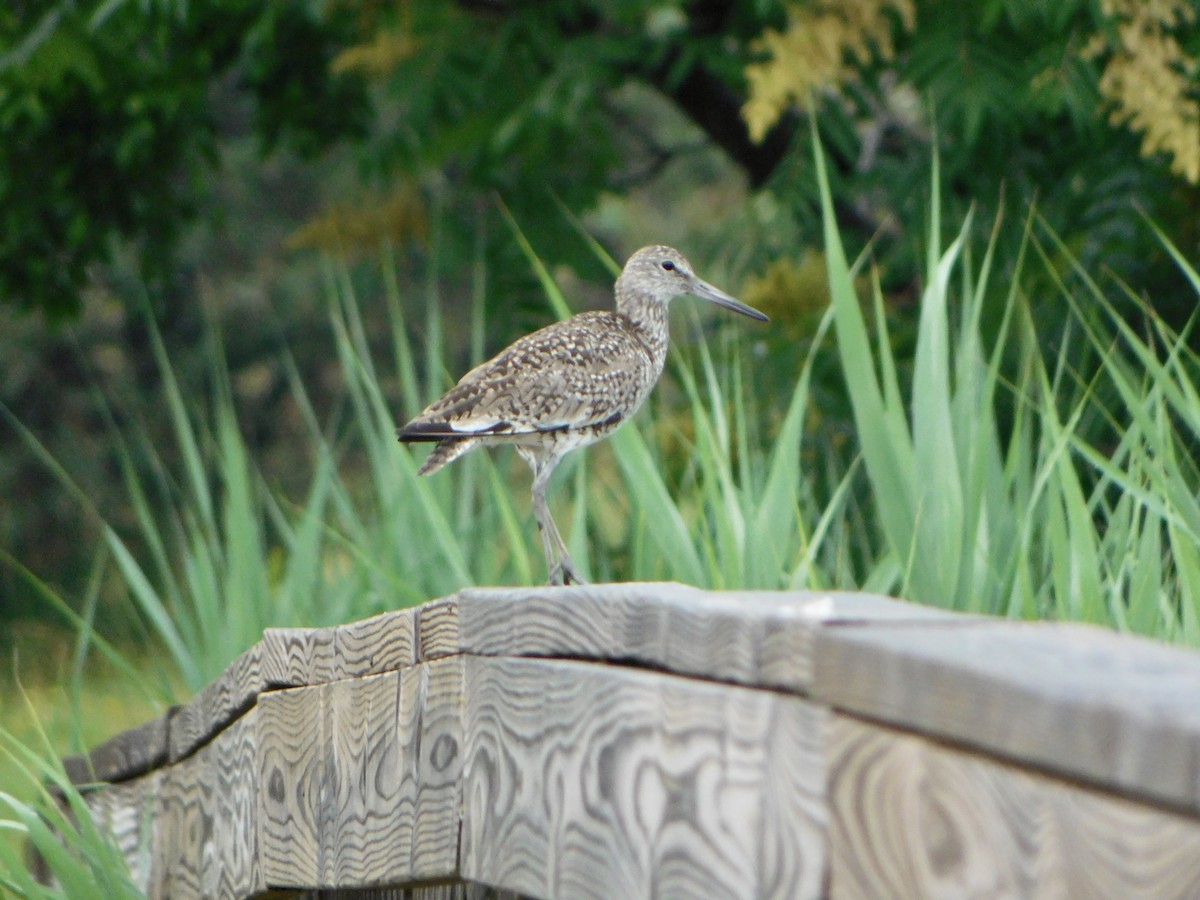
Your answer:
397;245;768;585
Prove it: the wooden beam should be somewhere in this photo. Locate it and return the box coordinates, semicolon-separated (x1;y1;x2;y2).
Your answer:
418;583;961;690
320;670;407;887
64;587;946;785
256;660;464;892
258;684;324;888
67;587;1200;899
63;709;175;784
83;770;162;895
814;619;1200;815
399;657;465;881
162;609;418;771
295;885;531;899
458;656;828;899
828;713;1200;897
144;706;264;899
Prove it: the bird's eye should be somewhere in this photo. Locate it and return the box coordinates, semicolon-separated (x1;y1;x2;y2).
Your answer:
660;260;675;271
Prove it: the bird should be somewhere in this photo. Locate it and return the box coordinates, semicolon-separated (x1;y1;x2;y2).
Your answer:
396;245;768;585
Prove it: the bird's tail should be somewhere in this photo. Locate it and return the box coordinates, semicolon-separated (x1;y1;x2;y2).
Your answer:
415;437;479;475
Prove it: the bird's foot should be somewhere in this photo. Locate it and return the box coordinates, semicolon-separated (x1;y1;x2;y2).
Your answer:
547;559;589;586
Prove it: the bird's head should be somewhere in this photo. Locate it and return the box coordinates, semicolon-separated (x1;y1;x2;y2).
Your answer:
617;245;768;322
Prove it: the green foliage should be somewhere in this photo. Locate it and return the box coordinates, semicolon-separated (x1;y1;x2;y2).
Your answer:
0;0;369;318
0;763;143;899
0;636;153;898
301;1;794;325
6;0;1197;334
811;127;1200;632
339;2;629;279
10;161;1200;699
324;0;1200;331
744;0;1200;325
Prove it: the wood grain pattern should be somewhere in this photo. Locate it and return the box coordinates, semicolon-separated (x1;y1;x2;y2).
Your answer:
170;642;269;762
760;688;830;897
815;620;1200;815
269;610;417;686
322;671;405;887
149;741;211;899
207;709;264;899
331;608;417;680
255;660;463;891
397;657;465;880
107;707;265;900
258;683;326;888
298;883;531;899
260;625;339;687
74;683;301;893
418;583;959;692
416;596;460;661
315;660;464;887
459;656;828;900
83;770;162;895
168;611;415;767
828;714;1200;900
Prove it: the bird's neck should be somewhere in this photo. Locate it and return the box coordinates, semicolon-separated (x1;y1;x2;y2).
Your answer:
616;291;670;363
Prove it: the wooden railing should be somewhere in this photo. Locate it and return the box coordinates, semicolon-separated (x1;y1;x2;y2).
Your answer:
62;584;1200;899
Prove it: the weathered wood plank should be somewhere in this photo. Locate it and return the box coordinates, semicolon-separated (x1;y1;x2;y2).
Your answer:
274;610;417;686
322;671;406;887
171;626;329;765
332;609;417;681
299;884;530;899
318;658;463;888
256;659;464;892
84;769;162;895
170;642;270;763
67;587;1200;900
459;656;828;900
150;741;211;898
258;684;326;888
207;709;265;900
119;707;266;900
168;611;416;766
418;583;960;691
814;620;1200;815
760;685;829;897
260;625;340;688
398;657;465;881
827;714;1200;899
64;708;175;784
415;597;459;661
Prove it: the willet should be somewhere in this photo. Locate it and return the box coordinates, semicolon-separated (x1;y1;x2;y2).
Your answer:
397;245;768;585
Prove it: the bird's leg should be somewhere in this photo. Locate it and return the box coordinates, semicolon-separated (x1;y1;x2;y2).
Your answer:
532;465;587;586
520;449;587;586
532;487;566;585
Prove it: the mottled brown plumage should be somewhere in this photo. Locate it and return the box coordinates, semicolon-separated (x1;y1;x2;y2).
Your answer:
397;245;767;585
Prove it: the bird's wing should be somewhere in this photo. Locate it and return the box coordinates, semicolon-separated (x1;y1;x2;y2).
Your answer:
398;313;651;440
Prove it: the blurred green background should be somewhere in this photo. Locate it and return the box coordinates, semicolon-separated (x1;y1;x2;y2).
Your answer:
3;2;1200;861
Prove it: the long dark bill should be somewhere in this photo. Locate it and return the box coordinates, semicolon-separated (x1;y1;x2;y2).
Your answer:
690;279;769;322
